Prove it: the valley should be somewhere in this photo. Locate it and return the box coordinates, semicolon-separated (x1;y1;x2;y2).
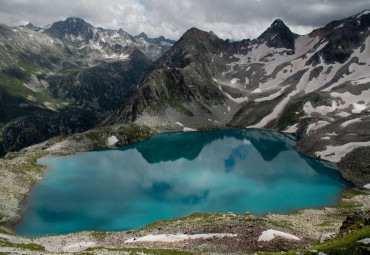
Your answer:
0;9;369;255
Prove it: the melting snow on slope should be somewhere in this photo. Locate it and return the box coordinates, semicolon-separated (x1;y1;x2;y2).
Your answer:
249;69;310;128
363;184;370;190
254;86;287;102
183;127;197;132
231;78;240;84
258;229;300;242
315;142;370;162
303;101;338;116
306;121;330;135
107;135;119;146
125;233;237;243
340;117;363;128
283;123;298;133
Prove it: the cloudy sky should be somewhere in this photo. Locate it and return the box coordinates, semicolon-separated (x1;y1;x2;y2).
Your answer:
0;0;369;40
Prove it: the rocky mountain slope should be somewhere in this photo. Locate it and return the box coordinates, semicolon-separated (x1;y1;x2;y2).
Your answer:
106;11;370;185
0;17;174;155
1;11;369;180
108;10;370;133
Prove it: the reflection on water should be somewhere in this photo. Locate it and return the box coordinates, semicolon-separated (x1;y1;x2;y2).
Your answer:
15;129;351;236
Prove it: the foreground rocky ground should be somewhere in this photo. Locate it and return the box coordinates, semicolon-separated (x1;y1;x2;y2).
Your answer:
0;123;369;254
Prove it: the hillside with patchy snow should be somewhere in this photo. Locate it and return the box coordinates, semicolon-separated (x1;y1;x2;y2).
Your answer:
106;10;370;186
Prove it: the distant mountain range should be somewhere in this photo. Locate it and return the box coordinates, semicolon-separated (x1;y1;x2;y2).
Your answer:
0;17;174;154
0;10;369;178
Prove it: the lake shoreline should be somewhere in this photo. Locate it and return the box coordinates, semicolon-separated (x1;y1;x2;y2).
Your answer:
0;123;369;254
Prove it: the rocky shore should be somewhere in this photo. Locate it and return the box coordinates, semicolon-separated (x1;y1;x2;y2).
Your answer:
0;123;369;254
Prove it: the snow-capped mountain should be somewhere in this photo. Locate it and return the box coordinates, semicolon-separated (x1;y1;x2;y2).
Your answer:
108;10;370;138
1;11;369;168
43;17;174;60
0;17;174;154
103;10;370;184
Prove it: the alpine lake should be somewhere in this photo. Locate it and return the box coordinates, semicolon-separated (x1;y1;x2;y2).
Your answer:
15;129;351;236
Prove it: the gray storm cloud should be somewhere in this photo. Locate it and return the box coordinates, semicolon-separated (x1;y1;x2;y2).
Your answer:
0;0;368;40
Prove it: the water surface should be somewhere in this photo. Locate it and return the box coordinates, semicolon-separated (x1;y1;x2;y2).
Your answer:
16;129;350;236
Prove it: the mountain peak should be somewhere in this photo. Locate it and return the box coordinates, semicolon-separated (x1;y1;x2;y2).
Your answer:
45;17;94;42
64;17;87;24
182;27;218;40
22;22;42;31
257;18;297;50
271;18;285;27
137;32;149;40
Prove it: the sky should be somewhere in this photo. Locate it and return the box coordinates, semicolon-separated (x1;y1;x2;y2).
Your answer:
0;0;369;40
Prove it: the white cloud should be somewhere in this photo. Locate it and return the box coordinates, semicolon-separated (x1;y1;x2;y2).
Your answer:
0;0;368;40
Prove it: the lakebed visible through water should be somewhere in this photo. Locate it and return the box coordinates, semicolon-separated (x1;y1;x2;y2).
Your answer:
15;129;351;236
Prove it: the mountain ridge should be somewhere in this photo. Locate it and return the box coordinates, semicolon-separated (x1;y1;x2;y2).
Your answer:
0;11;369;165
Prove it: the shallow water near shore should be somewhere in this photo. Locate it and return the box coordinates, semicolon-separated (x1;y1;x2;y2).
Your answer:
15;129;351;236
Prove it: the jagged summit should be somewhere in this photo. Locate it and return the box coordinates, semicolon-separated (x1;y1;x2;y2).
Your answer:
22;22;42;31
136;32;149;40
181;27;220;42
45;17;94;42
257;18;297;50
271;18;285;27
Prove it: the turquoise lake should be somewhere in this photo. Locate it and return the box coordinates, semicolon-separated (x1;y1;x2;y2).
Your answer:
15;129;351;236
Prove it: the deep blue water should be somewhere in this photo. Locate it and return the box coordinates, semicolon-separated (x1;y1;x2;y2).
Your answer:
15;129;350;236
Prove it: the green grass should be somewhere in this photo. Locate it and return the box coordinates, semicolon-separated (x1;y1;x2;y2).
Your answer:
339;200;363;209
341;189;368;199
0;239;45;252
264;226;370;255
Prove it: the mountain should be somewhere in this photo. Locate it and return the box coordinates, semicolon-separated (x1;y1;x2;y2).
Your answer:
104;10;370;185
43;17;174;60
107;10;370;135
20;22;42;31
1;11;370;173
0;17;173;155
257;19;298;50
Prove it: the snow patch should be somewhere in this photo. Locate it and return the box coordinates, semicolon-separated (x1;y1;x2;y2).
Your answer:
62;242;96;252
258;229;300;242
252;88;262;93
306;121;330;135
231;78;240;84
303;101;338;116
125;233;237;243
284;123;298;133
254;87;286;102
363;183;370;190
336;112;351;117
107;135;119;146
175;122;184;127
321;137;330;140
352;103;366;113
183;127;197;132
315;142;370;162
351;77;370;85
358;238;370;245
340;118;362;128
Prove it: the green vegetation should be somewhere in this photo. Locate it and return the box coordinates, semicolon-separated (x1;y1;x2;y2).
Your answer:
168;98;194;117
0;239;45;252
227;92;288;128
341;189;368;199
267;226;370;255
271;100;304;130
339;200;363;209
